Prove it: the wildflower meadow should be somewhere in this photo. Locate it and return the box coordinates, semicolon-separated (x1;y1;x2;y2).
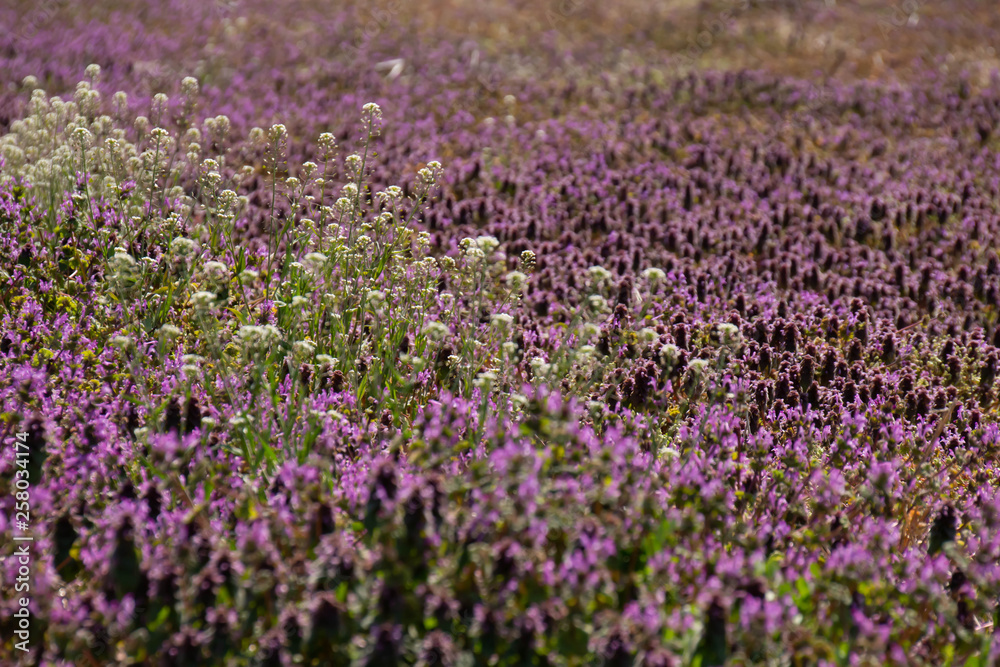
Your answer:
3;0;1000;664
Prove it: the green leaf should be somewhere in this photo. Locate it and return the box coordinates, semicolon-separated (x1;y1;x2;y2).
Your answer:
148;605;172;632
796;577;810;600
765;552;784;579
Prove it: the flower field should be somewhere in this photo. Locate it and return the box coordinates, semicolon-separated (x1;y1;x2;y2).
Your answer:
3;0;1000;664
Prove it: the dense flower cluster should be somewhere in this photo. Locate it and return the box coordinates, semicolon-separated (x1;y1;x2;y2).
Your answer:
3;1;1000;665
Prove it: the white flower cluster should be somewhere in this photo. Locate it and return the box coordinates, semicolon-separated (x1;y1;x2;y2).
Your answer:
659;343;680;366
158;324;182;342
361;102;383;137
490;313;513;329
520;250;536;271
587;294;608;311
588;265;612;283
400;354;426;372
424;321;450;341
505;270;528;290
236;325;282;354
317;132;338;160
529;356;551;377
460;235;500;262
473;371;497;390
204;114;230;141
462;240;485;260
108;250;139;288
150;127;170;144
642;267;666;285
376;185;403;205
687;359;710;376
476;235;499;253
717;322;741;346
111;335;133;350
216;189;240;221
170;237;199;257
268;123;287;144
417;160;443;188
181;353;204;380
292;339;316;358
201;260;230;288
344;154;363;181
181;76;199;98
190;290;218;315
303;252;327;270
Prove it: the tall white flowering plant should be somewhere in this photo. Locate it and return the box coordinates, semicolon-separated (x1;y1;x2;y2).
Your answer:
0;68;536;482
0;66;692;489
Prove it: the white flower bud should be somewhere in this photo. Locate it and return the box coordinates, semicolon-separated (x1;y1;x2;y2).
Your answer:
268;123;287;142
659;344;679;365
718;323;741;345
476;235;500;253
111;90;128;114
587;294;607;311
248;126;266;147
688;359;710;375
490;313;513;328
111;335;132;350
190;290;217;314
293;339;316;357
473;371;497;390
505;270;527;290
72;127;93;147
423;321;450;341
642;267;666;283
181;76;199;98
588;265;612;282
158;324;182;341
